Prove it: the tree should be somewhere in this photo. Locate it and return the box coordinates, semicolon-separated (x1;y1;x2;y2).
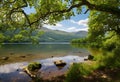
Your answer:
87;0;120;49
0;0;120;42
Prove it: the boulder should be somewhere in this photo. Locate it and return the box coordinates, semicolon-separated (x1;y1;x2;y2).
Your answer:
54;60;66;67
88;54;94;60
23;67;36;78
84;54;94;61
84;58;88;61
23;62;42;78
27;62;42;71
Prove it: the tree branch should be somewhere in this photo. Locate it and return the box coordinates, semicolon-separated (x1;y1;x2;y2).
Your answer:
2;0;17;6
30;1;84;25
11;0;28;11
30;0;120;26
8;0;31;26
84;0;120;17
6;0;120;27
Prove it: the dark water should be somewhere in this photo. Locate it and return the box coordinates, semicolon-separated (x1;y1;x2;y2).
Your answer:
0;43;89;63
0;43;89;82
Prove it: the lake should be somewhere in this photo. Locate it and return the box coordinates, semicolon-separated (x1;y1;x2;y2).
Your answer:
0;43;89;82
0;43;89;64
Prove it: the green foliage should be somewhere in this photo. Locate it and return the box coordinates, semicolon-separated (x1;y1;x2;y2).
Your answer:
65;63;99;82
101;48;120;68
0;0;119;43
0;33;5;42
102;32;120;51
89;48;120;69
71;38;87;44
65;63;82;82
27;62;41;71
87;0;120;48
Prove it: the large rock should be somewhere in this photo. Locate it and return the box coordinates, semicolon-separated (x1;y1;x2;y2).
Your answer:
23;62;42;78
54;60;66;67
84;54;94;61
23;67;36;78
88;54;94;60
27;62;42;71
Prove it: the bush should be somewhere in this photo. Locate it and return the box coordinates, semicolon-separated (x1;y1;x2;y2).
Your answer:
65;63;97;82
64;63;81;82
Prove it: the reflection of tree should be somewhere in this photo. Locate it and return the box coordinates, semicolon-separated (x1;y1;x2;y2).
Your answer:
71;43;88;49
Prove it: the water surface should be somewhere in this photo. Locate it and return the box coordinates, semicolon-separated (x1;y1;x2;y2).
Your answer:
0;43;89;64
0;43;89;82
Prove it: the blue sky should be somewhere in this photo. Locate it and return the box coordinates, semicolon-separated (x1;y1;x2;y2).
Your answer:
24;7;89;32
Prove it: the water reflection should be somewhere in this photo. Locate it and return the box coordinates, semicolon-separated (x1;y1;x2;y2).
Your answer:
0;43;89;81
0;43;89;64
0;55;88;82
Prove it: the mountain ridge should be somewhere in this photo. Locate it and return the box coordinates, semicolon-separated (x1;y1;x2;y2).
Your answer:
39;27;87;42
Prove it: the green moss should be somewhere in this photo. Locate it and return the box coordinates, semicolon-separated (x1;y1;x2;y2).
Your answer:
27;62;41;71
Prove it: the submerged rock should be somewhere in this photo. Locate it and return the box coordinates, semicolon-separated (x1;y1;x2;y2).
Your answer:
20;56;26;58
51;56;54;58
10;52;15;55
2;57;9;60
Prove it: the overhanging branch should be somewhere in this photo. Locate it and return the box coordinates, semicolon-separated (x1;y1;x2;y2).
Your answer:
30;1;84;25
30;0;120;26
6;0;120;27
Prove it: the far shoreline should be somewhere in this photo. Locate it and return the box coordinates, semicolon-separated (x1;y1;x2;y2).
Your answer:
2;42;70;45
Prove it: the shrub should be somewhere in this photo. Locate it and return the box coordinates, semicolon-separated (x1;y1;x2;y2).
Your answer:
65;63;97;82
64;63;81;82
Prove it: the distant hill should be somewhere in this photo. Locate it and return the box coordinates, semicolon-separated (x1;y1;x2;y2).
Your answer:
39;27;87;42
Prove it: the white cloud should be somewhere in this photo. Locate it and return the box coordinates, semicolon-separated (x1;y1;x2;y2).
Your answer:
56;23;63;27
67;27;78;32
78;18;88;27
43;23;63;30
67;27;76;30
66;27;88;32
43;18;88;32
70;20;78;24
77;28;88;31
70;18;88;27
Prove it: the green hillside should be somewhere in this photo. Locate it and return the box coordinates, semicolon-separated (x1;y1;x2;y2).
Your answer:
39;27;87;42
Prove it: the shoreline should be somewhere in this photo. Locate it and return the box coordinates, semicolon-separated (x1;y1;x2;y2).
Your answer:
2;42;70;45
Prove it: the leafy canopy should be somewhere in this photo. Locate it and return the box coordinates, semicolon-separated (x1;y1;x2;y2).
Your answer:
0;0;120;42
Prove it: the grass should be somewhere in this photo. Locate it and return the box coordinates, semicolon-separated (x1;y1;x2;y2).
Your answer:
64;46;120;82
64;62;99;82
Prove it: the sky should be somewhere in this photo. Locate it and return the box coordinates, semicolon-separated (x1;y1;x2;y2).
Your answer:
24;7;89;32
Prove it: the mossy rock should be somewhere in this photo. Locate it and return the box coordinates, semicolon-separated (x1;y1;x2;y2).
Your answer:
88;54;94;60
27;62;42;71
